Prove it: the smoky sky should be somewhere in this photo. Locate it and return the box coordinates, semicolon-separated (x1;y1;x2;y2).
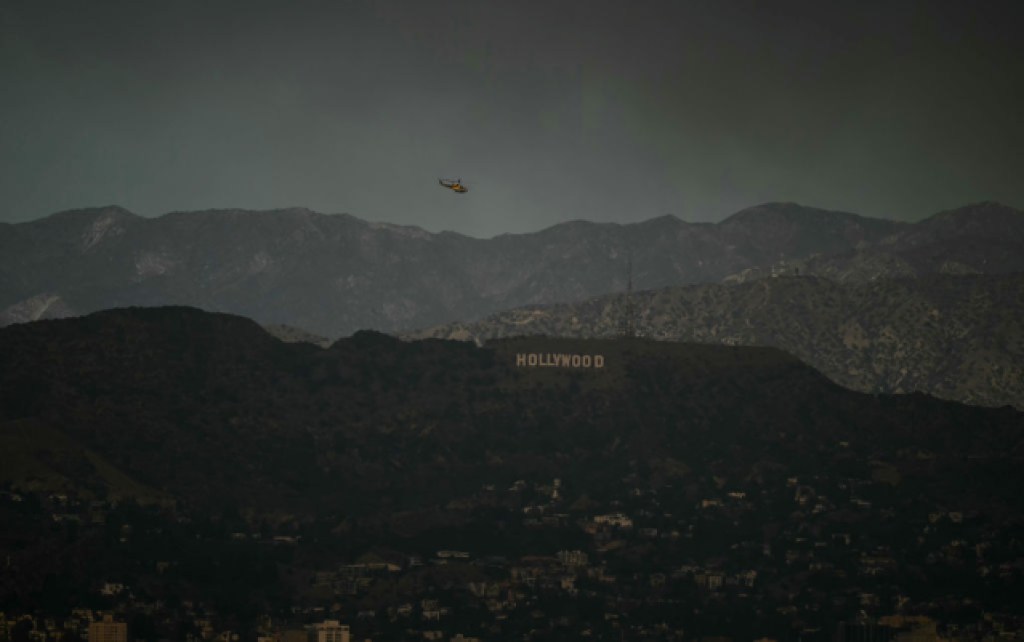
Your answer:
1;1;1022;237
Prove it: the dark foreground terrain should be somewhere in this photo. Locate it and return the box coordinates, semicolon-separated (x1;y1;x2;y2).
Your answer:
1;307;1023;641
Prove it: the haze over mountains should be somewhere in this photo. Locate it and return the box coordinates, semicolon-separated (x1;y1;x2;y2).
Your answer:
9;201;1021;338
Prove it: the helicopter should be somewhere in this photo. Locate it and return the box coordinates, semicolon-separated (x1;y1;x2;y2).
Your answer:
438;177;469;193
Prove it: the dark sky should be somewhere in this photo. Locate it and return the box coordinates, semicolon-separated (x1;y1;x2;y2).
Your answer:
2;1;1022;236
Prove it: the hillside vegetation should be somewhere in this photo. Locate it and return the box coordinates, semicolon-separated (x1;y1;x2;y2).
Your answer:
411;273;1024;410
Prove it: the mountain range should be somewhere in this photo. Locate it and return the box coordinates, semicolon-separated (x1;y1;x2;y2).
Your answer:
728;202;1024;283
5;201;1019;338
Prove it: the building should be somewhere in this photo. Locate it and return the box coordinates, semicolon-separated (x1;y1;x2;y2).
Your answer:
88;615;127;642
309;620;350;642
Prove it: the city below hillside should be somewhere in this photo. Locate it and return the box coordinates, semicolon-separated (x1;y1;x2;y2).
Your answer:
1;307;1022;641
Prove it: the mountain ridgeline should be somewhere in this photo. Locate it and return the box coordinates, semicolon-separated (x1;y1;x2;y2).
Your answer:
728;202;1024;283
10;202;1021;338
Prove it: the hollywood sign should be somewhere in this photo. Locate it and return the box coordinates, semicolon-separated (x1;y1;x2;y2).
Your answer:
515;353;605;368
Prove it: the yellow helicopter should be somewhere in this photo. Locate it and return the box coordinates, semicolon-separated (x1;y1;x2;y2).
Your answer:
438;177;469;193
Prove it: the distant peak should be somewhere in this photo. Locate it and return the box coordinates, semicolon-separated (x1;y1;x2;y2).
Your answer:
163;206;317;218
923;201;1021;222
525;215;684;238
726;202;814;217
552;218;604;229
720;202;871;226
640;213;682;224
43;205;139;221
157;206;361;221
367;220;435;239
